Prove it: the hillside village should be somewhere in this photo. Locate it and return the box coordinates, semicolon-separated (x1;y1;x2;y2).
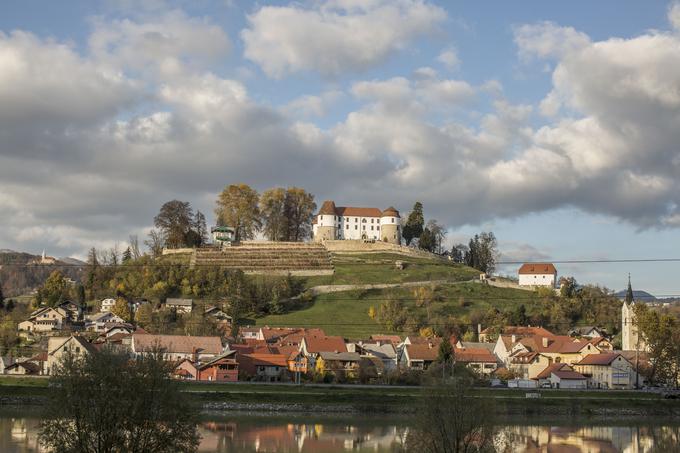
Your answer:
0;198;668;392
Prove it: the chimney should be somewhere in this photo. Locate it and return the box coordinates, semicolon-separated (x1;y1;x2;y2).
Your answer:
511;335;516;344
542;337;549;348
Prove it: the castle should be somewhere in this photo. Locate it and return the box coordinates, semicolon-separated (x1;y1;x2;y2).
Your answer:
621;276;648;352
312;201;401;244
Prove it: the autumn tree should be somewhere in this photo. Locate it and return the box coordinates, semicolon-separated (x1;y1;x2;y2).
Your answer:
634;304;679;385
135;303;153;328
465;232;498;274
283;187;316;241
154;200;195;249
111;299;132;323
145;229;165;257
215;184;261;242
402;202;424;246
40;346;199;453
260;187;288;241
36;271;71;307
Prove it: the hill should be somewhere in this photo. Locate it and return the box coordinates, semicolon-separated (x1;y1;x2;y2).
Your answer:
614;289;657;302
0;250;83;297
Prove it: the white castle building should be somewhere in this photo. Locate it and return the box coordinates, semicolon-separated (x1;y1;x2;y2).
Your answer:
312;200;401;244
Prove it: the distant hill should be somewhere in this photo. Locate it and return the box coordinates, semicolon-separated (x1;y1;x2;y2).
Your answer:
0;250;83;297
614;289;657;302
58;257;87;266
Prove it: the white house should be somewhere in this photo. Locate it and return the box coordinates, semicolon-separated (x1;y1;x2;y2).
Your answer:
100;298;117;312
312;200;401;244
518;263;557;287
84;312;127;332
166;298;193;314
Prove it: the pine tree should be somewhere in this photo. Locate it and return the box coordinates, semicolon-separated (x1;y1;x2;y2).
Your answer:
403;202;425;246
437;338;453;363
122;247;132;263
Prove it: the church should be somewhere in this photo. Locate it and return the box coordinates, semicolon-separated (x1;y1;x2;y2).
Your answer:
312;200;401;244
621;276;648;352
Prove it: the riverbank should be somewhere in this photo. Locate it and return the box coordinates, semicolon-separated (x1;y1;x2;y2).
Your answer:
2;378;679;417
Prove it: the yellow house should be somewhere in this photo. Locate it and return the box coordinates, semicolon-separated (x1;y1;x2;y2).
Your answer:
47;336;96;374
574;353;637;390
315;351;361;378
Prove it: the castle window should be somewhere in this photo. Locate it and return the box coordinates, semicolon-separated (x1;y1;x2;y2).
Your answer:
355;225;358;230
371;226;374;230
346;224;349;229
392;218;395;223
371;219;374;223
362;218;366;223
355;218;357;222
376;226;379;230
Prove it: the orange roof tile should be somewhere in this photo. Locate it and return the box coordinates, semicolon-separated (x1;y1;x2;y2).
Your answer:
303;335;346;353
132;334;222;355
576;353;625;366
518;263;557;275
454;347;497;363
405;343;439;361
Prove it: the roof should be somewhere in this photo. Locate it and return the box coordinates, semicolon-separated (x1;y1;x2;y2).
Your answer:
460;342;495;353
318;200;337;215
166;298;193;306
359;342;397;359
49;336;98;356
454;347;497;364
369;334;401;344
381;207;400;217
405;343;439;361
8;361;39;373
553;369;587;380
518;263;557;275
535;363;570;380
576;353;625;366
132;334;222;355
318;351;361;362
303;335;347;353
335;206;383;217
482;326;555;337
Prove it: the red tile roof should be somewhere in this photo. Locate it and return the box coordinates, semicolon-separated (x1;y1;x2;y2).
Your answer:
369;334;402;345
405;343;439;361
576;353;624;366
132;334;223;355
303;335;347;353
482;326;555;337
335;206;383;217
518;263;557;275
454;347;497;364
535;363;570;380
552;369;586;380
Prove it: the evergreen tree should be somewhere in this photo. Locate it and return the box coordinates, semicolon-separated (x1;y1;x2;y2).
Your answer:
122;247;132;263
76;284;86;307
4;299;14;312
437;338;453;364
403;202;425;246
193;211;208;246
418;228;435;252
0;283;4;308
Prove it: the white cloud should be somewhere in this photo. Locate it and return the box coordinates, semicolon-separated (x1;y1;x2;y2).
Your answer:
241;0;446;77
285;90;344;117
514;21;590;60
437;47;460;70
670;2;680;30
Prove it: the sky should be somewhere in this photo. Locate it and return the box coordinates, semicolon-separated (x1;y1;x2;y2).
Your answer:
1;0;680;295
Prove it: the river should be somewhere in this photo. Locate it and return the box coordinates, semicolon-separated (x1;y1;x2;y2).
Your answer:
1;411;679;452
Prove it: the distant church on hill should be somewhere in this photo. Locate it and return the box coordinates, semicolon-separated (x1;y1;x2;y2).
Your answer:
312;200;401;244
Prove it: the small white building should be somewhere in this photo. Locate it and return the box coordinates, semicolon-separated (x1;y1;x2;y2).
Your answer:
211;226;235;244
100;298;117;312
518;263;557;287
166;298;193;314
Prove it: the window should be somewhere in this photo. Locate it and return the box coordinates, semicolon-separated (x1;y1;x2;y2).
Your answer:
362;218;366;223
355;225;358;230
371;218;374;223
355;218;358;222
371;226;374;230
363;226;366;230
392;218;395;223
346;224;349;229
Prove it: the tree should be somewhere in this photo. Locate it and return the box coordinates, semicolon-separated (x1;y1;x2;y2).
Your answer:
37;271;70;307
283;187;316;241
450;244;468;264
40;346;199;453
378;298;408;332
0;283;4;308
76;284;86;308
135;303;153;328
406;379;497;453
402;202;424;246
145;229;165;258
129;235;142;260
464;232;498;274
215;184;261;242
111;299;131;323
192;211;208;246
634;304;678;385
122;247;132;264
418;228;435;252
260;187;288;241
425;219;446;254
154;200;195;249
559;276;578;298
437;338;453;364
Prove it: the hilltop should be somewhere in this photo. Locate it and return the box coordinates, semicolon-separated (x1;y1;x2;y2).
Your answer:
0;250;84;297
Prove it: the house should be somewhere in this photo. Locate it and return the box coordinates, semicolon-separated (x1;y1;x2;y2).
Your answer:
174;351;239;382
18;307;70;333
369;334;402;346
454;346;498;376
312;200;401;243
131;334;223;361
574;353;637;390
518;263;557;287
498;332;602;371
569;326;607;339
535;363;587;389
100;298;117;312
57;300;83;321
480;325;555;343
299;335;347;371
165;298;193;314
47;336;97;374
352;341;398;372
211;226;235;244
508;351;552;380
84;312;126;332
400;340;440;370
204;306;232;323
238;353;289;382
0;356;15;374
5;361;40;375
316;351;361;379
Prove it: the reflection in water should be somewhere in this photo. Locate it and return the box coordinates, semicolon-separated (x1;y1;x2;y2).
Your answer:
0;415;679;453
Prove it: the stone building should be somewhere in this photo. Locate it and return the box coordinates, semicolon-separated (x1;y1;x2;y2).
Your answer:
312;200;401;244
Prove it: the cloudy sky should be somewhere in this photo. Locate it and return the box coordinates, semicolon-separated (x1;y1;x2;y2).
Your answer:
2;0;680;295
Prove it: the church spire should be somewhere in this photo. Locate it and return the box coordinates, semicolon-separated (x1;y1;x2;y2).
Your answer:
625;273;634;304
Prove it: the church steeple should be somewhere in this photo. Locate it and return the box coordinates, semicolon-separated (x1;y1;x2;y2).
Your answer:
625;273;634;304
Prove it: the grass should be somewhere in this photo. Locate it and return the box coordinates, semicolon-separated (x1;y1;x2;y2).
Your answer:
254;282;538;338
303;252;479;287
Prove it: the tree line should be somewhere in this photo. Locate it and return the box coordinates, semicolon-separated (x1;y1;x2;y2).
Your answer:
149;184;316;251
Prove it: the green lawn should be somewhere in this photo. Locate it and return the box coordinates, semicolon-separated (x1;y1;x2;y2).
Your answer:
254;282;538;338
302;253;480;287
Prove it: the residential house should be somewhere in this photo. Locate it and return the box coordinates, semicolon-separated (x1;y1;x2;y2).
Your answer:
481;325;555;343
174;351;238;382
400;340;440;370
316;351;361;379
569;326;607;339
57;301;83;321
165;298;193;314
518;263;558;287
5;361;40;375
454;346;498;376
369;335;402;346
84;312;126;332
535;363;587;389
131;334;223;361
18;307;70;333
0;356;15;374
47;336;97;374
299;335;347;372
574;353;637;390
100;298;117;312
205;306;232;324
352;341;398;372
238;353;289;382
499;333;602;371
508;351;552;380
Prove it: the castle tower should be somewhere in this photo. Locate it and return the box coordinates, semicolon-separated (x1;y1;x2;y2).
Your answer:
379;207;401;244
315;200;337;241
